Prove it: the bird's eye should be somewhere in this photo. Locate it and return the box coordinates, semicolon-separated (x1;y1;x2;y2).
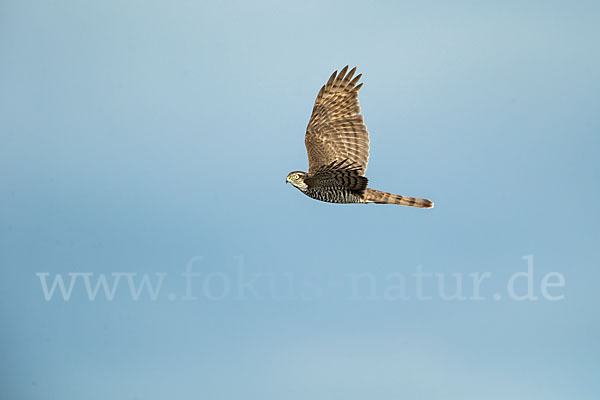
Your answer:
293;174;300;179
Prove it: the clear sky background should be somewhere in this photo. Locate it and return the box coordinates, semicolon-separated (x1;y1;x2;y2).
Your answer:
1;1;599;399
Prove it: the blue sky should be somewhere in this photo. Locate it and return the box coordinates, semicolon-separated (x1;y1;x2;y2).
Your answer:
1;1;599;399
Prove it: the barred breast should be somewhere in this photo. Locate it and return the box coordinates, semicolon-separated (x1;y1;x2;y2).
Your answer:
304;187;364;204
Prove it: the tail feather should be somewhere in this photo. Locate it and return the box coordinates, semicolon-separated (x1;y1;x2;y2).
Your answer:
364;188;434;209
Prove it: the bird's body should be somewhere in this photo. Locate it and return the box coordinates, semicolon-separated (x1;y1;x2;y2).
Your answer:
287;66;433;209
305;187;364;204
301;160;367;204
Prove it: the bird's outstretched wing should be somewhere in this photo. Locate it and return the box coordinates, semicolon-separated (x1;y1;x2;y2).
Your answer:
305;66;370;176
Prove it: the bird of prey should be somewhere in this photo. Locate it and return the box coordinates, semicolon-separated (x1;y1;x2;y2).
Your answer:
286;66;434;208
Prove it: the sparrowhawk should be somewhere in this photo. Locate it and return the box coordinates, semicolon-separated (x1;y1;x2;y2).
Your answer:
286;66;434;208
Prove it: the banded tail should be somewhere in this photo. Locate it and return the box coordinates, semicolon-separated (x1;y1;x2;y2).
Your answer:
364;188;434;209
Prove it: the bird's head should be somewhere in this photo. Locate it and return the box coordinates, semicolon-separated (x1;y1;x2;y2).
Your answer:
286;171;308;191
